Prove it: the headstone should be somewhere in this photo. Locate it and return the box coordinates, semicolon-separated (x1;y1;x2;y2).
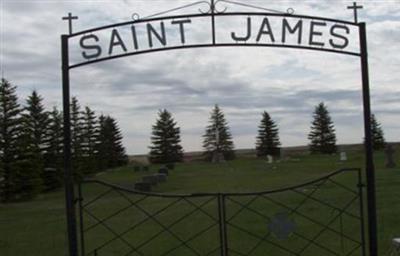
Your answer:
340;152;347;161
385;145;396;168
392;238;400;252
134;166;141;172
154;173;167;182
212;125;226;163
158;167;169;176
280;149;286;160
267;155;273;164
134;182;151;192
212;151;225;163
44;167;57;172
142;175;158;185
166;163;175;170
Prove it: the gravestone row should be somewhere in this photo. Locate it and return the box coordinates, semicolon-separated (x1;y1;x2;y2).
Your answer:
339;145;396;169
133;165;149;172
134;166;171;192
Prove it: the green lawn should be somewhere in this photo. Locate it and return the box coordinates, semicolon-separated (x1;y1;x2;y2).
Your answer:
0;150;399;255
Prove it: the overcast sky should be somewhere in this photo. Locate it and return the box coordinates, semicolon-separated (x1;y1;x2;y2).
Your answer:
1;0;399;154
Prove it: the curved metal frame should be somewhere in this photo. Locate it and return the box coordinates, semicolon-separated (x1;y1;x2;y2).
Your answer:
83;168;357;197
66;12;361;69
61;5;377;256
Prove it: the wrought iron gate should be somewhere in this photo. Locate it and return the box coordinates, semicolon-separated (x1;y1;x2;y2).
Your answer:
78;168;366;256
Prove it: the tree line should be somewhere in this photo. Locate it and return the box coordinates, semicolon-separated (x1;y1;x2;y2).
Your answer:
0;78;128;202
149;103;386;163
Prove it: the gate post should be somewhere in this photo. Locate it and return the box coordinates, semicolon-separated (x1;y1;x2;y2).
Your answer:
357;169;367;256
62;34;79;256
359;22;378;256
78;183;85;256
218;194;228;256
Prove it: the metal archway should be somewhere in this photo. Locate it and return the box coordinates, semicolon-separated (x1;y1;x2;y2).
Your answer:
61;1;377;255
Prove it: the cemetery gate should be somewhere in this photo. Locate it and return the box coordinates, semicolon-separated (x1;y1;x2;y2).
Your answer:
60;1;377;255
78;168;366;256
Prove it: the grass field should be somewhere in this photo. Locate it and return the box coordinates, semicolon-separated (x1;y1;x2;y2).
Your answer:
0;149;399;255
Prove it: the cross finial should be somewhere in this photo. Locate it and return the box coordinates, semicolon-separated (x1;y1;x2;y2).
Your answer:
347;2;363;23
62;12;78;35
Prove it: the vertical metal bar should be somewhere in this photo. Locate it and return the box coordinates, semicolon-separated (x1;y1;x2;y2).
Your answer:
217;195;225;256
78;183;85;256
359;22;378;256
221;195;228;256
357;169;367;256
62;34;79;256
211;0;216;45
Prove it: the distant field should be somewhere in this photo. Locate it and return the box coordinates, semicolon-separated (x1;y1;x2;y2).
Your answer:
0;149;399;255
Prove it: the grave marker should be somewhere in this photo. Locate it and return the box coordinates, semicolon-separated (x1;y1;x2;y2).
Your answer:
134;182;151;192
154;173;167;182
267;155;273;164
385;145;396;168
158;167;169;176
142;175;158;185
340;152;347;161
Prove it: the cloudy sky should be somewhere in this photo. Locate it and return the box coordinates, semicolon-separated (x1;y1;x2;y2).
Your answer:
1;0;399;154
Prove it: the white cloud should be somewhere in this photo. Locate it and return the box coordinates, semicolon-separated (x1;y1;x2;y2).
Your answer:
1;0;399;154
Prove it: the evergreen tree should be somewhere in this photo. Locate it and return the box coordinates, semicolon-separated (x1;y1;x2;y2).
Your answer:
97;115;128;169
70;97;84;179
96;115;108;171
81;106;99;174
18;90;49;195
0;78;22;201
14;122;43;200
255;111;281;157
308;102;337;154
149;109;183;163
43;107;64;190
22;91;49;152
203;105;235;161
370;114;386;150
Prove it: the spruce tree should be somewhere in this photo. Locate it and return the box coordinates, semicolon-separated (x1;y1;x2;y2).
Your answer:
70;97;84;179
308;102;337;154
256;111;281;157
81;106;99;174
18;90;49;195
97;115;128;169
43;107;64;190
149;109;183;163
14;123;43;200
370;114;386;150
203;105;235;161
96;115;108;171
22;91;49;151
0;78;22;201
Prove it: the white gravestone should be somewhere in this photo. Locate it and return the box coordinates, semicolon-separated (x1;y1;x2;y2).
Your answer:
267;155;273;164
391;238;400;255
340;152;347;161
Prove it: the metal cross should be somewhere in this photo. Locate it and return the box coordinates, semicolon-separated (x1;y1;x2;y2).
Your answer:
62;12;78;35
268;212;296;240
347;2;363;23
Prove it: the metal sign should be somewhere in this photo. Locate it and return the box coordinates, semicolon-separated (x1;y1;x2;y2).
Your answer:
61;1;377;255
68;13;360;68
